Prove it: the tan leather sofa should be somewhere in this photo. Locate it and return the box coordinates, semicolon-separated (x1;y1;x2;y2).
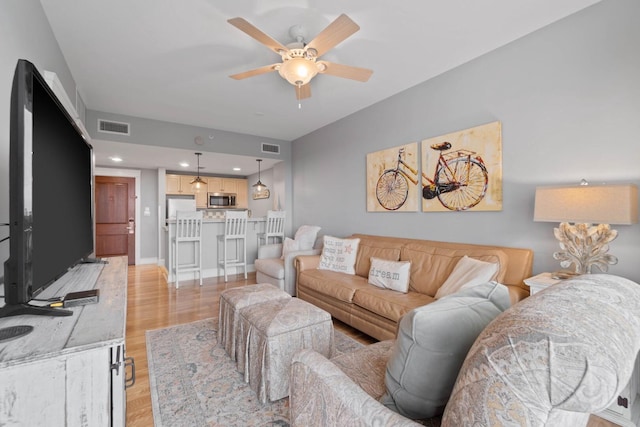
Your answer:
295;233;533;341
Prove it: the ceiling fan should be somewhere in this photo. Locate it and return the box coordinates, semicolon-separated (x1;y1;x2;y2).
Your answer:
228;14;373;100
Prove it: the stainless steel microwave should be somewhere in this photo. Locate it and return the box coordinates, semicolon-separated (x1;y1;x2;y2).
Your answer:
207;192;237;208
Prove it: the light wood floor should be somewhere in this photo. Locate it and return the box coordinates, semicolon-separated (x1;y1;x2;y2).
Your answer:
124;264;615;427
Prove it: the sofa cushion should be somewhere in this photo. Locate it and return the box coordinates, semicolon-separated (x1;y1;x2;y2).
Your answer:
254;258;285;280
352;287;435;323
319;236;360;274
401;243;508;296
381;282;511;419
354;237;403;278
434;255;499;299
298;269;370;303
331;340;395;400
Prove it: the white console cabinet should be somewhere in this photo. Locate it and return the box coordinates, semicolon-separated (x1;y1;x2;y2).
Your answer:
0;257;129;426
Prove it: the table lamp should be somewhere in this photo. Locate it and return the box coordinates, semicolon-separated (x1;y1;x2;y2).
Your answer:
534;181;638;274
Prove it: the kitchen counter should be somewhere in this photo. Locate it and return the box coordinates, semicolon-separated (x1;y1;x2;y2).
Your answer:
163;217;266;283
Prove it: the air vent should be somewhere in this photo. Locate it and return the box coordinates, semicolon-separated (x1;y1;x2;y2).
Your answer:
261;143;280;154
98;119;130;135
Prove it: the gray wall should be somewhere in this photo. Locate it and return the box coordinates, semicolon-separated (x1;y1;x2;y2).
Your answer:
291;0;640;282
86;109;291;158
0;0;79;277
139;169;158;260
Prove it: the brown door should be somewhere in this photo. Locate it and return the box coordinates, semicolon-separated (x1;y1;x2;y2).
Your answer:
95;176;136;265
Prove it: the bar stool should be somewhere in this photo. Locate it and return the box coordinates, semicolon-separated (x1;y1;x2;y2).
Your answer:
172;210;203;288
217;210;248;282
257;210;285;247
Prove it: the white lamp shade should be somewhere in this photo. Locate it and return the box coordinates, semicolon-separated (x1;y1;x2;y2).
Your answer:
534;183;638;224
278;57;318;86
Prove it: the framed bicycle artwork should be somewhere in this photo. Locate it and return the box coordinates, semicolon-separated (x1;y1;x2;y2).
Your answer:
366;121;502;213
367;142;419;212
421;121;502;212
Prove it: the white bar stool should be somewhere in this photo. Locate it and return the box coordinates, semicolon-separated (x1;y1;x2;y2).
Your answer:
257;210;285;247
217;210;248;282
172;210;203;288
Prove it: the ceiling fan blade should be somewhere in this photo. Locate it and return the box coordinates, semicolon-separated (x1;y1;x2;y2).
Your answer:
230;64;279;80
305;14;360;57
295;84;311;100
228;17;288;55
317;61;373;82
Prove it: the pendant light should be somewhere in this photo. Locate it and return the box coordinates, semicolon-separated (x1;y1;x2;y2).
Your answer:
252;159;266;193
190;152;206;191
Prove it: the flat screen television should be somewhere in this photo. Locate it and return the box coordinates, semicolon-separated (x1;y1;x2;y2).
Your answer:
0;59;95;319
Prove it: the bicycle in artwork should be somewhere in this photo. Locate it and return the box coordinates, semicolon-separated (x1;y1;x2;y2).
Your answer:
375;143;488;211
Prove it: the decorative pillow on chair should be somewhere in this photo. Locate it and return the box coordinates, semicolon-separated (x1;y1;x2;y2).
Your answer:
368;257;411;293
381;282;511;419
280;237;301;260
434;255;499;299
318;236;360;275
294;225;321;250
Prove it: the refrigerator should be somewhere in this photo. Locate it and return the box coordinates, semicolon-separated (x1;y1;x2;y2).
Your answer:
166;195;196;219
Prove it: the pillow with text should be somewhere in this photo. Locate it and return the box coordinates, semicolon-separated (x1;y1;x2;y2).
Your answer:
318;236;360;275
368;257;411;293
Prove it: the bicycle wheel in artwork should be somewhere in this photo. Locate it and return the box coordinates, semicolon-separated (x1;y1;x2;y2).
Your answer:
366;142;419;212
421;121;502;212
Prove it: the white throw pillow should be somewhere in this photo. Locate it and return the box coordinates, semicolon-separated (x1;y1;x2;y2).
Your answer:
435;256;499;299
318;236;360;275
368;257;411;293
280;237;300;260
294;225;321;250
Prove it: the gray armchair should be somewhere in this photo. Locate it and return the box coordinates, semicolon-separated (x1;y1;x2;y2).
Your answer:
254;243;321;296
290;274;640;426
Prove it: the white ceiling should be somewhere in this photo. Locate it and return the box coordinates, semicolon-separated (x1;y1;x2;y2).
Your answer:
40;0;600;173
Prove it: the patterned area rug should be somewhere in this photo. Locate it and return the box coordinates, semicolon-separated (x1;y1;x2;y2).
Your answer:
146;317;364;427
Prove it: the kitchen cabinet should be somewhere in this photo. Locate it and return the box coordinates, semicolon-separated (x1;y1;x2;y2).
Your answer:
207;177;237;193
236;179;248;208
166;174;182;194
166;174;207;208
166;175;247;209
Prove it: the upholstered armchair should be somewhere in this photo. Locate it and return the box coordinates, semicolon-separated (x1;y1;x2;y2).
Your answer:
254;226;322;295
254;243;321;296
290;274;640;427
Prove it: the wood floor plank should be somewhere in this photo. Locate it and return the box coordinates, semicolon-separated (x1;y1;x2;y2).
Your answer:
124;264;616;427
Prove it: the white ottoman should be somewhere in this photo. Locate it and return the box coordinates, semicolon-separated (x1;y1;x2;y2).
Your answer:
239;298;334;403
218;283;290;361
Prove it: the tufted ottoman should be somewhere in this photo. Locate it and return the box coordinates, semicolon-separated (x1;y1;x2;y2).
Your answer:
218;283;291;361
239;297;334;403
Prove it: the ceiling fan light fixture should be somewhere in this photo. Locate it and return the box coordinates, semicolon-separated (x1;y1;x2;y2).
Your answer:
278;56;318;86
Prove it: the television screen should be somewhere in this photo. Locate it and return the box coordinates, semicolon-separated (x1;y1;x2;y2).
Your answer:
1;59;94;319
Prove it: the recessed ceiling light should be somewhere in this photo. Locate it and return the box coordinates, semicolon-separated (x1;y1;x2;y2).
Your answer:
179;162;189;168
233;167;241;171
109;156;123;162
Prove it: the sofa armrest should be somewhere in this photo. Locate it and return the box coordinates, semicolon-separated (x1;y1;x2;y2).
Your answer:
283;248;321;295
290;349;422;427
295;254;321;272
258;243;283;260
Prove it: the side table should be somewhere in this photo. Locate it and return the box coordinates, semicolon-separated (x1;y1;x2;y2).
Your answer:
523;272;562;295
